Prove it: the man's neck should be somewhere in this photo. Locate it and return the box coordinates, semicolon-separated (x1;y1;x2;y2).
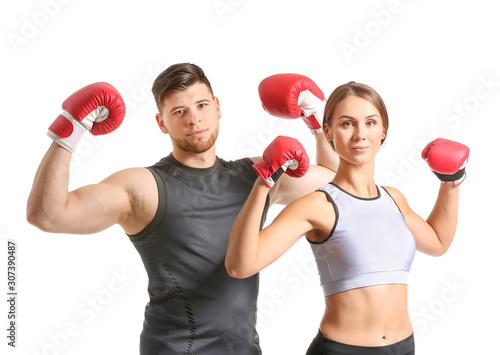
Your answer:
171;148;217;169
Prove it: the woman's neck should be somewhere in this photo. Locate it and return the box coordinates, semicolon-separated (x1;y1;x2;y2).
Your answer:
332;159;378;198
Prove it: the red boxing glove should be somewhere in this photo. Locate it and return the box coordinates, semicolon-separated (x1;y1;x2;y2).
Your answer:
421;138;469;186
258;74;326;133
253;136;310;188
47;82;126;152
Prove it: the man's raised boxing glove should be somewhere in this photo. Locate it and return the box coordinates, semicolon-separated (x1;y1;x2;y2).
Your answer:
253;136;310;188
258;74;326;133
421;138;469;186
47;82;126;153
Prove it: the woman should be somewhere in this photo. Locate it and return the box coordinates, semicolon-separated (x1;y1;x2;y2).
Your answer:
225;81;469;354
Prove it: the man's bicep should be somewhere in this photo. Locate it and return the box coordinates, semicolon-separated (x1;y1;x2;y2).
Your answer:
61;174;133;234
54;168;151;235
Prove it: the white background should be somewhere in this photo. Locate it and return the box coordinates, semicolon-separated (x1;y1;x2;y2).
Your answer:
1;0;499;354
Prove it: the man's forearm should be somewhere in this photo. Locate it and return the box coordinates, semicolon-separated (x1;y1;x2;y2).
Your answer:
27;142;72;230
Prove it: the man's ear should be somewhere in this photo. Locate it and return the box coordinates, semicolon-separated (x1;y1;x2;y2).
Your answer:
156;113;168;134
214;96;222;120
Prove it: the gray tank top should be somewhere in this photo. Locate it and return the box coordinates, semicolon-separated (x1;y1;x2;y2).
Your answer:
308;183;415;297
128;154;268;354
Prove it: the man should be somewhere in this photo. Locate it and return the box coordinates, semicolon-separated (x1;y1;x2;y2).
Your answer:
27;63;337;354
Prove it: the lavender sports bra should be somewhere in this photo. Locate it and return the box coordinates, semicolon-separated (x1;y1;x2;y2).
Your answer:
308;183;416;296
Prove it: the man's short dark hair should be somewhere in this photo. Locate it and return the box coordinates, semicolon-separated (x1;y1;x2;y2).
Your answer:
152;63;214;113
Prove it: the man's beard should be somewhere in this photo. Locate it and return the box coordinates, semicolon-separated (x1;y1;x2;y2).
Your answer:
173;128;219;154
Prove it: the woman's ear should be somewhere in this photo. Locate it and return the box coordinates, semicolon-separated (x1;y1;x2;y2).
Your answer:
323;123;336;151
323;123;333;141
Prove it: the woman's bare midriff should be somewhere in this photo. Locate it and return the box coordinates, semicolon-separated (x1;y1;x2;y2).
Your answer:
319;284;413;346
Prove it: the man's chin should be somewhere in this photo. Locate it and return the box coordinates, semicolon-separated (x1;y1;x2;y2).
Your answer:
174;131;218;154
